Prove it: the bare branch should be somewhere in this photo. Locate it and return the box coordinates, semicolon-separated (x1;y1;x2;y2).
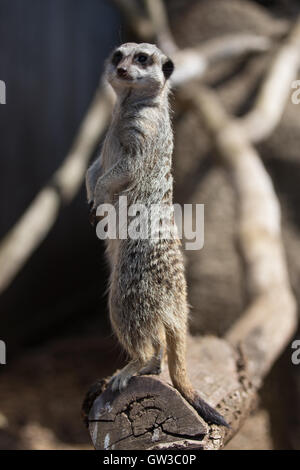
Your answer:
240;17;300;143
171;35;271;87
143;0;178;55
181;84;297;385
0;84;114;294
112;0;176;52
112;0;154;41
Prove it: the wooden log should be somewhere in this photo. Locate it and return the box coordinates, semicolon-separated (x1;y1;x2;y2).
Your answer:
84;336;256;450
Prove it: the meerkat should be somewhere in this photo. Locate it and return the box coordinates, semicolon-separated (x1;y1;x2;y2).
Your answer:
86;43;228;427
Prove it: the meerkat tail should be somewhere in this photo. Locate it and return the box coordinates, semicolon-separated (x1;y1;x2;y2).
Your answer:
165;328;229;427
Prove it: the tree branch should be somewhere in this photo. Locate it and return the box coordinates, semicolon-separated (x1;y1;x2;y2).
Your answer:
240;18;300;143
0;83;114;294
171;35;271;87
112;0;154;41
182;84;297;385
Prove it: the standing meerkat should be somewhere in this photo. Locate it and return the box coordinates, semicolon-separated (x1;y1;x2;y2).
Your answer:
86;43;228;427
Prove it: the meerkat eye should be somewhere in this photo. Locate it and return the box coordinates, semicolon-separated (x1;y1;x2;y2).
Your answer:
135;53;148;64
111;50;123;66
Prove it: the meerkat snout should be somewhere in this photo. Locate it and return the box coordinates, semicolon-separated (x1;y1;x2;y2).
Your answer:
106;42;174;93
117;66;129;79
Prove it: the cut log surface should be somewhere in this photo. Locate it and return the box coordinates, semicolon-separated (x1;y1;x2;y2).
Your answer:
86;336;256;450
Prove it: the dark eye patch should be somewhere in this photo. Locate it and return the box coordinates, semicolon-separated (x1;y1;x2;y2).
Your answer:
162;59;174;79
111;50;123;66
135;53;149;65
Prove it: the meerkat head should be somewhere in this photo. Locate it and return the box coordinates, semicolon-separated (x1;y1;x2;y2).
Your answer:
105;43;174;95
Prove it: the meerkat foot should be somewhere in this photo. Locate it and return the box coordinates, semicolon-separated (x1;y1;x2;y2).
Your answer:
109;359;142;393
110;372;131;392
139;348;163;376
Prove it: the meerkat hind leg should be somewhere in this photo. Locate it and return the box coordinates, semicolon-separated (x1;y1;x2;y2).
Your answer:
139;347;163;376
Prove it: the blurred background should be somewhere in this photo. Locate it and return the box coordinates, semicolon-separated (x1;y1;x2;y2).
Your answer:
0;0;300;450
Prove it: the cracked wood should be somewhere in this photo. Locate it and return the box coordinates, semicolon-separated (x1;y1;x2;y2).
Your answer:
85;336;256;450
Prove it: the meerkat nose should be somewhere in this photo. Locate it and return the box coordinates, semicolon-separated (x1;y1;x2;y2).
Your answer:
117;67;128;78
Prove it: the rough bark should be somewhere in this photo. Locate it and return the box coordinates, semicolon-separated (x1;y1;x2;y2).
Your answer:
85;336;255;450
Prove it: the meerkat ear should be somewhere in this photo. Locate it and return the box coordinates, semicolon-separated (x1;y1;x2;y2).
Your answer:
162;58;174;79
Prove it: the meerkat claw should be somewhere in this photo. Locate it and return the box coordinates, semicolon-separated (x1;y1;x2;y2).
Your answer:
88;203;97;226
109;376;119;393
119;377;130;392
109;373;131;393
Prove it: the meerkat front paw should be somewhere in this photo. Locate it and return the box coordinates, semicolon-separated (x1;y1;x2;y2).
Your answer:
88;201;97;226
108;360;143;393
109;372;132;393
